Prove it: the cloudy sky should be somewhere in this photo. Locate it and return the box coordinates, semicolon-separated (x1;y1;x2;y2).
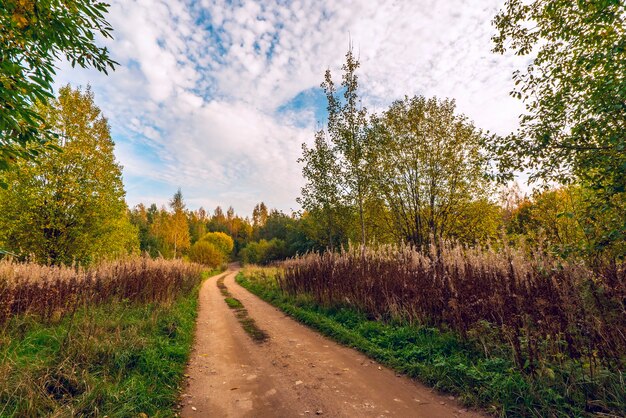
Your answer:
56;0;527;216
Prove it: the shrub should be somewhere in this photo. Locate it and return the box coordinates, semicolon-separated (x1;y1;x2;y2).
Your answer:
189;241;224;267
200;231;234;258
238;267;626;417
240;238;287;265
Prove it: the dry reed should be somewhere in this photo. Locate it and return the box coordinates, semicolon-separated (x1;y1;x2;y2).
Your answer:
280;244;626;371
0;257;202;326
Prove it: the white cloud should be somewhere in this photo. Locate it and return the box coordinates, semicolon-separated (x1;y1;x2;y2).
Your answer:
55;0;526;215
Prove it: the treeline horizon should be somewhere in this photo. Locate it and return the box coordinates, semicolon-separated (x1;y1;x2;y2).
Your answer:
0;3;623;267
0;71;621;266
127;41;624;267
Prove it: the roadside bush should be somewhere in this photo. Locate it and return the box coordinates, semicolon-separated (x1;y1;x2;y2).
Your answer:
0;259;210;416
189;241;224;267
239;267;625;417
200;231;234;258
240;238;287;265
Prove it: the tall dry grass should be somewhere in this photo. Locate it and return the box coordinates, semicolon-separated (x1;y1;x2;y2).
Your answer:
0;257;202;326
280;244;625;371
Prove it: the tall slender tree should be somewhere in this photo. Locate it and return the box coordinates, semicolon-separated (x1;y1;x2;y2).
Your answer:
252;202;269;228
166;189;190;258
321;47;370;245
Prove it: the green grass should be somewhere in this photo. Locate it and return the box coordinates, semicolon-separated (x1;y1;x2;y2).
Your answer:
236;314;269;343
0;268;221;417
217;276;268;343
236;270;626;418
224;297;244;309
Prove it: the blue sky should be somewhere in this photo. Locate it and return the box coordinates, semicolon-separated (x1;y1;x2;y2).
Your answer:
56;0;527;216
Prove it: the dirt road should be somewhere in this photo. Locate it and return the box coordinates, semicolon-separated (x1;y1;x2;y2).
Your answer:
181;268;483;417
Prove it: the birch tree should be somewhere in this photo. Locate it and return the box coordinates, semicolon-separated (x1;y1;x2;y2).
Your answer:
166;189;190;258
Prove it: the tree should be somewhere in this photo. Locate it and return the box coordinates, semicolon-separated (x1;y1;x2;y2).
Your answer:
491;1;625;206
240;238;287;265
505;185;625;258
0;0;117;180
187;208;207;244
207;206;228;233
230;216;253;255
447;199;503;244
148;206;172;257
298;131;344;249
0;85;138;264
225;205;236;234
165;189;190;258
282;211;320;255
322;47;370;245
370;96;491;246
254;210;291;241
252;202;269;228
130;203;166;256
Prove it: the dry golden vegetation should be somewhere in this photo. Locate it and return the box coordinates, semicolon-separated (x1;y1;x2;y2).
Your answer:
280;244;626;372
0;257;202;326
0;257;207;416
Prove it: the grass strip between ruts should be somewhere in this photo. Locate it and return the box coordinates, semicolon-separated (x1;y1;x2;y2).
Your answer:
217;275;268;343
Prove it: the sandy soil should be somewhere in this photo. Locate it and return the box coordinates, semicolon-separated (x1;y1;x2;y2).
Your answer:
181;268;484;418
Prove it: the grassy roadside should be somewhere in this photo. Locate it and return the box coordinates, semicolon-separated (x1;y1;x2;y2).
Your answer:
236;268;625;417
0;268;220;417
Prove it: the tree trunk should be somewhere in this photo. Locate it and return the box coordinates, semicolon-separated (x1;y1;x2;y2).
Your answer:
357;182;366;246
